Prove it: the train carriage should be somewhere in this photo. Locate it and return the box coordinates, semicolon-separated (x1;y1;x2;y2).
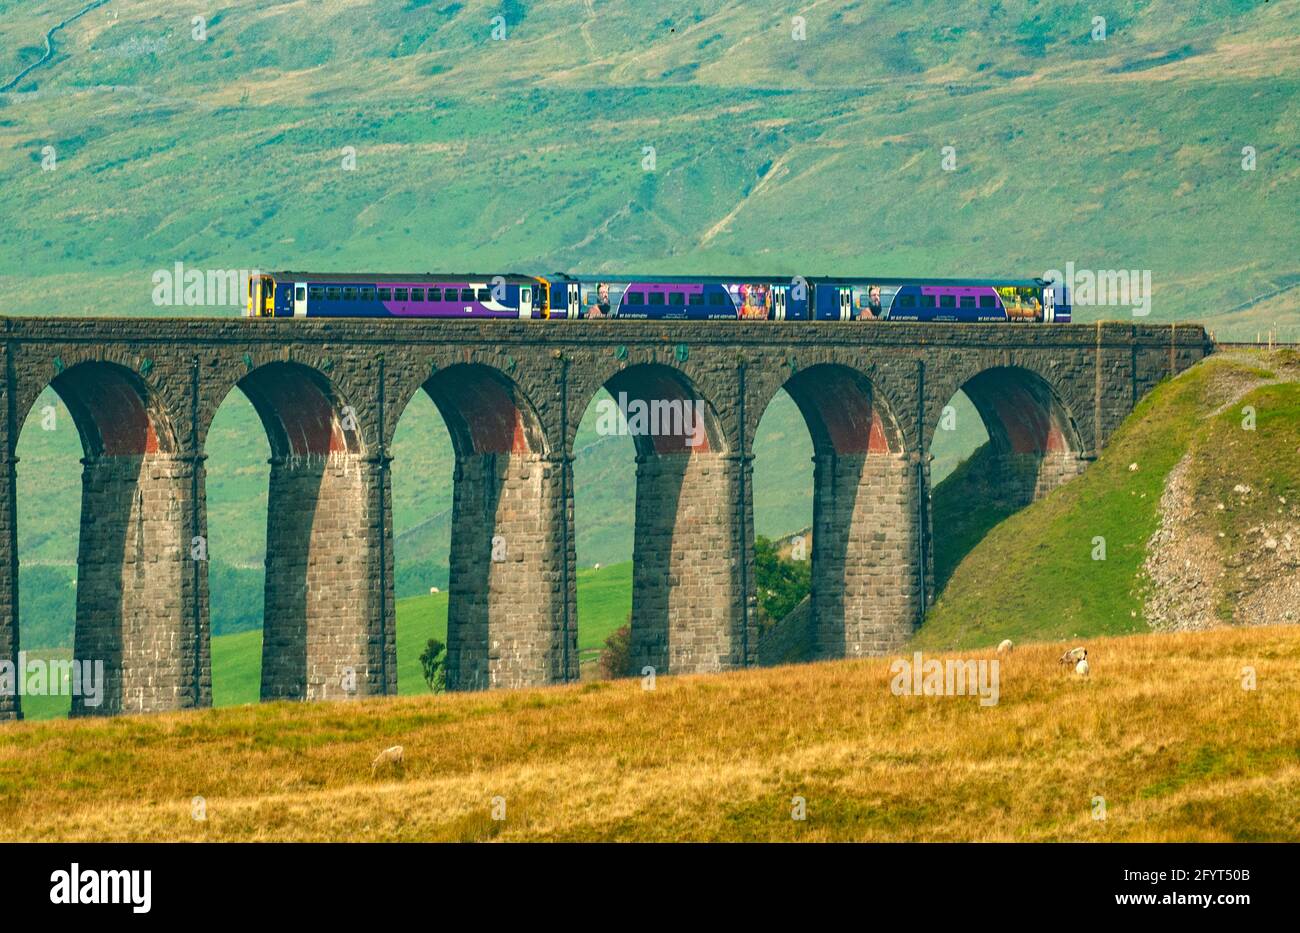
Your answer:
246;271;1069;323
547;274;811;321
246;272;549;319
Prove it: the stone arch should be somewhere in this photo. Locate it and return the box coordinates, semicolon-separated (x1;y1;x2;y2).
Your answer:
421;363;549;458
15;361;196;716
781;364;906;457
17;359;180;457
397;363;571;691
600;363;727;456
579;362;745;676
934;365;1086;508
757;364;920;660
236;361;365;459
210;361;386;703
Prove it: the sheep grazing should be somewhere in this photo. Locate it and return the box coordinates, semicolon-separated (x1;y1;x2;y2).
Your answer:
996;639;1014;654
1075;657;1090;677
370;745;404;776
1059;646;1087;667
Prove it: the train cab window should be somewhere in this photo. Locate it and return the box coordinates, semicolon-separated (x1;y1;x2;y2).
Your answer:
461;288;475;302
394;288;408;301
359;287;375;301
626;291;644;305
940;294;956;308
428;288;442;301
410;288;424;301
476;288;490;301
343;287;357;300
959;296;975;309
378;288;392;301
980;295;996;309
669;292;685;306
327;287;342;300
688;292;704;306
309;286;325;300
648;292;665;306
709;291;727;306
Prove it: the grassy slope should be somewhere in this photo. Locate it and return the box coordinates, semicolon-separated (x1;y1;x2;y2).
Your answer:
23;561;635;719
915;350;1298;649
0;1;1295;332
1;624;1295;841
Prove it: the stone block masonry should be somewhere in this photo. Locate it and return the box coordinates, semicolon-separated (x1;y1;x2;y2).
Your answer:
0;317;1212;719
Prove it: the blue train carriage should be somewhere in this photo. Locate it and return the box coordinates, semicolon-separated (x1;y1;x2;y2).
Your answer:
545;274;812;321
245;272;550;319
807;276;1071;323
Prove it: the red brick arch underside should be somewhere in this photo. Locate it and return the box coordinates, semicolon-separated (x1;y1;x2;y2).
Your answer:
48;362;174;456
958;367;1079;456
603;364;721;457
422;364;546;457
238;362;362;457
781;365;903;456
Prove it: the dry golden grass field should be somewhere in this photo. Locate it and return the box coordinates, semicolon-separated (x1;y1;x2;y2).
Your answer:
1;626;1297;842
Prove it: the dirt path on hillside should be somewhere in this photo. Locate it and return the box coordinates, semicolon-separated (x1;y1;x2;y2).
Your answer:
0;0;111;93
1143;354;1300;631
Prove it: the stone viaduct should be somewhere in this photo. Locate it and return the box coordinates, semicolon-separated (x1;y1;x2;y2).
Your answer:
0;317;1211;719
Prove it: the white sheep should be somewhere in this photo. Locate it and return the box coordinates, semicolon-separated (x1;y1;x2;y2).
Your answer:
371;745;404;776
1059;646;1087;667
996;639;1014;654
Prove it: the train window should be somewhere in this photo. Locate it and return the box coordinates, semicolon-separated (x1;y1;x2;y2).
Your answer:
476;288;490;301
669;292;685;306
959;296;975;309
359;287;375;301
428;288;442;301
295;286;307;301
688;292;704;306
626;291;644;305
343;287;357;300
410;288;424;301
709;291;727;306
648;292;665;305
394;288;408;301
940;294;956;308
309;286;325;300
461;288;475;302
979;294;996;308
327;287;342;300
898;294;915;308
920;294;936;308
378;288;392;301
522;287;531;303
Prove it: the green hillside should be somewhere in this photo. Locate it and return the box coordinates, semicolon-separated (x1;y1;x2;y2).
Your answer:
21;560;635;719
916;348;1300;649
0;0;1295;333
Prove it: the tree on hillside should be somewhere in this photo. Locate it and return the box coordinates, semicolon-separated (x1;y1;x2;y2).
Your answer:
598;619;635;679
754;534;811;627
420;637;447;693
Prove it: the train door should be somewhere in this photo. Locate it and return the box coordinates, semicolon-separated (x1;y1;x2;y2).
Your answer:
773;287;787;321
293;282;307;317
839;287;852;321
567;283;581;319
1042;287;1055;323
519;285;533;319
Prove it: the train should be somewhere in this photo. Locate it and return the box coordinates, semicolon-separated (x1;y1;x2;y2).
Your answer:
246;271;1070;323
